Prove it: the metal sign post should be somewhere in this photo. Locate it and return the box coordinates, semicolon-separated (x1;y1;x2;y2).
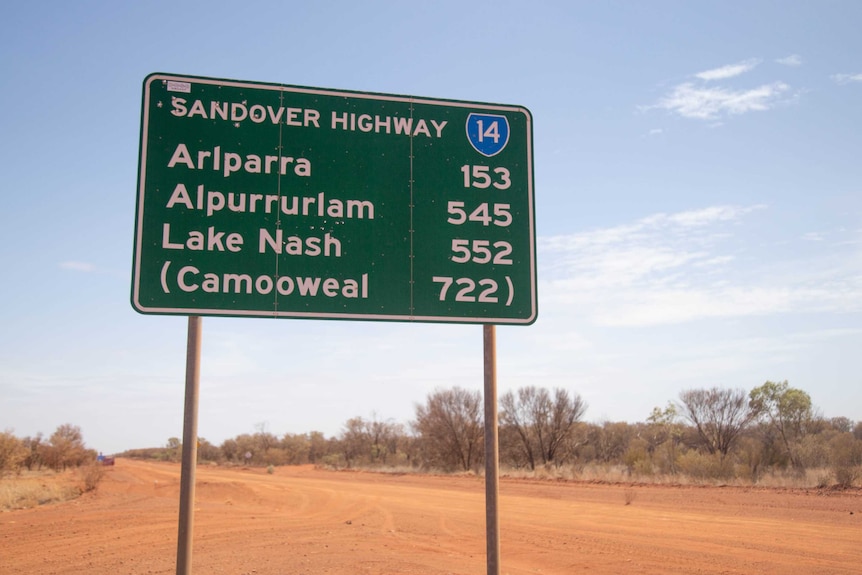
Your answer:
176;316;201;575
483;324;501;575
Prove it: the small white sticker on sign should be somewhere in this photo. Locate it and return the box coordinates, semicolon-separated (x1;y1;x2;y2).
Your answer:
167;81;191;93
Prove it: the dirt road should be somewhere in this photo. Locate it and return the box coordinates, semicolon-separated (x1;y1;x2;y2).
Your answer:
1;459;859;574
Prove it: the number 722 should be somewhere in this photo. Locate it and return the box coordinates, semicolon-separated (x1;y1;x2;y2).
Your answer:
431;276;514;306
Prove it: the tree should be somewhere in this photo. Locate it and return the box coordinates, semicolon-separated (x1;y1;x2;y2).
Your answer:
197;437;221;462
0;430;27;476
413;387;483;472
21;434;43;471
307;431;329;464
366;415;402;465
678;387;755;460
645;403;682;474
829;417;853;434
749;380;813;468
166;437;182;462
340;416;370;468
280;433;311;465
222;434;259;464
586;421;633;463
220;438;239;462
500;386;587;470
253;423;280;464
41;424;89;470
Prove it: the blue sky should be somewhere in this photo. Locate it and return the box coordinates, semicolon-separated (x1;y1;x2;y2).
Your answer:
1;1;860;454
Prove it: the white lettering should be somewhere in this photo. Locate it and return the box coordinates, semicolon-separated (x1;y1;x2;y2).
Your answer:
167;99;321;127
286;108;303;126
173;268;368;299
413;119;431;137
162;223;184;250
255;275;273;294
223;153;241;177
166;144;312;177
211;101;228;121
170;97;187;117
304;109;320;128
167;144;194;169
166;184;194;210
332;111;348;130
178;265;199;292
393;117;412;135
230;103;248;122
258;229;342;256
357;114;373;132
322;278;339;297
431;120;448;137
165;188;374;222
249;105;266;123
188;100;206;118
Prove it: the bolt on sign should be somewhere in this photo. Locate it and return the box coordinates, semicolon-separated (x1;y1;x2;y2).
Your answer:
132;73;536;324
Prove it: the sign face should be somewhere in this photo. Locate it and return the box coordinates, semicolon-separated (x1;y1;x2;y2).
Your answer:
132;73;536;324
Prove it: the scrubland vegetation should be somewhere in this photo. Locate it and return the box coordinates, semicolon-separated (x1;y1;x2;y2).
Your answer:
3;380;859;511
0;424;105;510
120;380;862;489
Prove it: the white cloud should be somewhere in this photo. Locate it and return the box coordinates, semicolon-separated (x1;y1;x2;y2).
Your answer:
831;73;862;85
664;205;764;227
695;59;760;81
538;205;862;327
540;205;758;287
776;55;803;67
644;58;795;121
60;261;96;272
653;82;790;120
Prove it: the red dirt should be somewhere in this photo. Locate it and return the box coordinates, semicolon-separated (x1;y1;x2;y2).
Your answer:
1;459;859;574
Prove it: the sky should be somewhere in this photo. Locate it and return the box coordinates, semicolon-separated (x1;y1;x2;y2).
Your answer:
1;1;860;455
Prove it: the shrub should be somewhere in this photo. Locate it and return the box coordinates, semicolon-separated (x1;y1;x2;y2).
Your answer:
0;431;27;476
623;438;653;476
834;466;860;489
676;451;734;482
79;463;105;492
830;433;862;488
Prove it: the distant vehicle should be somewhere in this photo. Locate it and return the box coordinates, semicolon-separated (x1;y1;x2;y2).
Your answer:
97;453;115;466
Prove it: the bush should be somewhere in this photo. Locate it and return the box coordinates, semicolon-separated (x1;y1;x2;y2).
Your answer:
623;439;653;476
0;431;27;476
834;466;861;489
830;433;862;488
79;463;105;492
676;451;734;481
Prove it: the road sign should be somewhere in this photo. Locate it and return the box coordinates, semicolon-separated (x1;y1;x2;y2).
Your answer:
132;73;536;324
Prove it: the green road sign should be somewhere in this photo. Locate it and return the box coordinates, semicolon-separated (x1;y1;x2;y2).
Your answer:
132;73;536;324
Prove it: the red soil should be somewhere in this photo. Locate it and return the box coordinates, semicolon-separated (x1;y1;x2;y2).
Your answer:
1;458;859;574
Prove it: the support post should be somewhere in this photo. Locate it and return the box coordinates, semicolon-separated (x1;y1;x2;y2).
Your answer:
483;324;500;575
176;316;202;575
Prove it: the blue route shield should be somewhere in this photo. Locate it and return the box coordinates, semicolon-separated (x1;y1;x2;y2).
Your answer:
466;113;510;157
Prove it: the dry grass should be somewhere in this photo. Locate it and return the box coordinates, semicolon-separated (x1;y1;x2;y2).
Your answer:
499;464;851;489
0;465;106;511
